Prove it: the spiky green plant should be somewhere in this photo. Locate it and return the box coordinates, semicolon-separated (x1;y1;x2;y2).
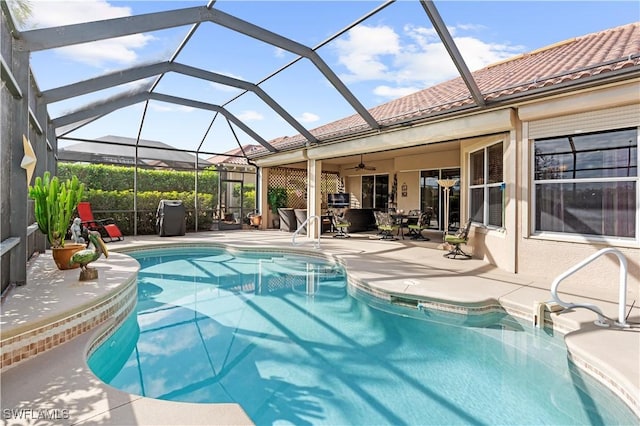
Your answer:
28;171;84;248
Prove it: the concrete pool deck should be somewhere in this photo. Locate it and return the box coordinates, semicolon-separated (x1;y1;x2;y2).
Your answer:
1;229;638;424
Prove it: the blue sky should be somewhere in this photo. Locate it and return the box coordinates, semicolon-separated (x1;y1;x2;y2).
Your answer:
18;0;640;156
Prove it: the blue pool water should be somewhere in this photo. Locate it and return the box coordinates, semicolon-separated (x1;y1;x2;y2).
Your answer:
89;247;637;425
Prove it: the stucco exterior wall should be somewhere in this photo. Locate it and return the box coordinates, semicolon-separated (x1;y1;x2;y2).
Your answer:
516;239;639;298
256;82;639;295
395;171;420;212
459;133;516;272
516;83;640;291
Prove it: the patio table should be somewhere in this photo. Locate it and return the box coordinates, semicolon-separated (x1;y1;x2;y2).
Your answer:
391;214;419;239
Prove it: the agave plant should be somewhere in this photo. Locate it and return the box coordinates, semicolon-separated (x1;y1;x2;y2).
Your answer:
28;171;85;248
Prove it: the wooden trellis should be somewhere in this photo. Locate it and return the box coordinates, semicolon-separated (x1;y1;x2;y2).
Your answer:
268;167;340;209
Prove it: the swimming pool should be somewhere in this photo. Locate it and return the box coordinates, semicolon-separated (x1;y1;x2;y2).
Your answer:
89;246;637;425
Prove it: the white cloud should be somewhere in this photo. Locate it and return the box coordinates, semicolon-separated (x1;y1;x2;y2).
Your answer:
457;23;487;32
373;85;421;99
297;112;319;123
334;25;400;82
451;37;519;71
26;0;154;67
334;23;524;100
237;110;263;121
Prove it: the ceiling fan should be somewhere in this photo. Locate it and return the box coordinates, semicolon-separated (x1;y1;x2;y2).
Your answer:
347;154;376;171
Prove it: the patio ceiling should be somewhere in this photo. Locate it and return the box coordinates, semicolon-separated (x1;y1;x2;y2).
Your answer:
9;0;481;160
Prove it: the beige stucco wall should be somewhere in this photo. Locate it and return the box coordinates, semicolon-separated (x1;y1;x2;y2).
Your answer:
346;175;362;207
516;240;639;298
256;81;639;294
458;132;517;272
395;171;420;212
516;82;640;291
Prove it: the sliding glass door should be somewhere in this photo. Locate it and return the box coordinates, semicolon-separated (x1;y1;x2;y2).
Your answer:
419;168;460;231
361;174;389;210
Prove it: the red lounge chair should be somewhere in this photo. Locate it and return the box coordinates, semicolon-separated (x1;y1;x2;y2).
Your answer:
77;202;124;243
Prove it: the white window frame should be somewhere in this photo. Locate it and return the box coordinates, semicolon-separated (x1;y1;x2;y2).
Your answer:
468;142;504;228
530;127;639;245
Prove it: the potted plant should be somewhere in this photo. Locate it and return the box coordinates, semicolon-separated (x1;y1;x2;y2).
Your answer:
29;171;85;269
267;186;287;228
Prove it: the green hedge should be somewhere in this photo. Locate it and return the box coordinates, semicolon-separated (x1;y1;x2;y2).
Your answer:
86;190;216;235
56;163;256;235
58;163;219;192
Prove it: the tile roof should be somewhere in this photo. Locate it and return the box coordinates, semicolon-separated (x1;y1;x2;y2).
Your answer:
252;22;640;156
60;135;213;168
207;144;262;165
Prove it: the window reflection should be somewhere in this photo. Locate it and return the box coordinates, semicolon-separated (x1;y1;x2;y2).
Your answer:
535;129;637;180
533;128;638;239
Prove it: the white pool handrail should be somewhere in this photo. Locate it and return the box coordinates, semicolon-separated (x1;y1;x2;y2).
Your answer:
550;247;628;327
292;215;321;249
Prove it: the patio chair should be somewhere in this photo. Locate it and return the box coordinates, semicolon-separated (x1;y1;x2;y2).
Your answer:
407;210;432;241
77;202;124;243
332;211;351;238
444;219;472;259
374;211;398;240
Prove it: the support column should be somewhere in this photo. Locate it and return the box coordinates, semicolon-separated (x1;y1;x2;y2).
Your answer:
9;49;29;286
33;92;49;254
307;159;321;239
259;167;270;229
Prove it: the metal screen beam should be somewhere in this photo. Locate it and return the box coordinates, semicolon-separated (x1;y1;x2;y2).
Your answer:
19;5;379;130
51;90;276;152
41;62;170;102
170;63;319;143
149;92;275;152
207;8;379;130
1;53;23;98
18;7;209;52
51;90;149;128
42;61;318;144
56;116;102;138
419;1;485;107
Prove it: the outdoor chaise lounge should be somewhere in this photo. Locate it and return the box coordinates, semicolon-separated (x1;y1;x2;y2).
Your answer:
77;202;124;243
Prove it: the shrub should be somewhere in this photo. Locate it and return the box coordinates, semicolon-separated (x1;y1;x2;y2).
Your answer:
57;163;256;235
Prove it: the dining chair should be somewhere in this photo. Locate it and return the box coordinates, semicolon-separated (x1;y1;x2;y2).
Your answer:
374;211;398;240
332;212;351;238
407;211;431;241
444;219;472;259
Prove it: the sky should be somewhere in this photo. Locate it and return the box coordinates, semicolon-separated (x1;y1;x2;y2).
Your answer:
15;0;640;157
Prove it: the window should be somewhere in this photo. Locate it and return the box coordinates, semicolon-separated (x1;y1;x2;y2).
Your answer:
533;128;637;239
420;168;460;230
469;142;504;227
362;174;389;210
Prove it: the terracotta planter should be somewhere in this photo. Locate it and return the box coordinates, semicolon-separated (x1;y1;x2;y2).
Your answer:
52;243;85;270
250;215;262;227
